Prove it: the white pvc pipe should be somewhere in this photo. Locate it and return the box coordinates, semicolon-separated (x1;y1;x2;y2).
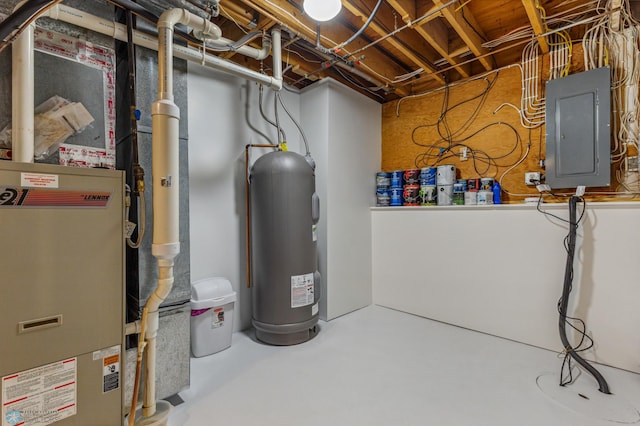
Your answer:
272;27;282;86
208;35;271;60
143;335;157;415
11;21;34;162
44;4;281;89
124;320;142;336
142;8;232;419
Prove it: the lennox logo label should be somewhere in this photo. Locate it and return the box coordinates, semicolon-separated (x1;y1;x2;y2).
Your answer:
0;187;112;208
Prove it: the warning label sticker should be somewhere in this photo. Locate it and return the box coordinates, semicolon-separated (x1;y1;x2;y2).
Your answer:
20;173;58;189
291;273;315;308
211;308;225;329
102;355;119;394
92;345;120;394
1;358;77;426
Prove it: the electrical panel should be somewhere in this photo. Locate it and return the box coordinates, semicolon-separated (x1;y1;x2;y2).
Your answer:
545;67;611;189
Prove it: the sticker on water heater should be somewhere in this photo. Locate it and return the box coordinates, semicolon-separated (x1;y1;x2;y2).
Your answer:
211;308;224;329
291;273;315;308
312;225;317;242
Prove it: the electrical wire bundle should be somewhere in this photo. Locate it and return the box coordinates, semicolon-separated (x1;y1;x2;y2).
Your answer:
410;72;527;179
537;194;611;394
519;39;546;128
515;1;575;129
583;0;640;191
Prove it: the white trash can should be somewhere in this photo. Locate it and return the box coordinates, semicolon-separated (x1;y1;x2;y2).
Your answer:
190;277;236;357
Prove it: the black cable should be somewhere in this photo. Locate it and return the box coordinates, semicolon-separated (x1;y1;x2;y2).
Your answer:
412;120;522;176
410;73;505;171
106;0;211;48
459;3;486;43
338;0;384;53
0;0;60;52
332;67;386;101
557;196;611;394
126;10;145;197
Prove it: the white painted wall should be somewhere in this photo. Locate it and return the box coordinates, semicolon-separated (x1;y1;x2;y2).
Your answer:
301;79;380;320
372;203;640;373
187;62;303;331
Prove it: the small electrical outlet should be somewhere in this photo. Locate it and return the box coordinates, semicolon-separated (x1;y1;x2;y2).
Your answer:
525;172;541;185
460;147;468;161
627;156;639;172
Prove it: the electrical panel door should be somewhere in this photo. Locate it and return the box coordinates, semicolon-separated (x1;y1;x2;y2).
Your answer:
545;67;611;189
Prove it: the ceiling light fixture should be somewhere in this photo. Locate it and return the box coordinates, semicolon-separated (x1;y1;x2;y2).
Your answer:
303;0;342;22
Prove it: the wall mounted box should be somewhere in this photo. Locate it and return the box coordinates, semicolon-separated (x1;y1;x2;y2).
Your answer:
545;67;611;189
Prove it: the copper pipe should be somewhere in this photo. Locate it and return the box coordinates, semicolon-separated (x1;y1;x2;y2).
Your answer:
245;143;279;288
127;307;148;426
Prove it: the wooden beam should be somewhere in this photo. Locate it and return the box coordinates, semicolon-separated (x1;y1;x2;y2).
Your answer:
417;19;471;78
385;0;415;25
387;0;470;78
520;0;549;53
431;0;495;71
237;0;412;95
341;1;446;84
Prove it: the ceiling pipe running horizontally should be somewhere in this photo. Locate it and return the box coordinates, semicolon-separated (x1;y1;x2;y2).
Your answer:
9;2;283;163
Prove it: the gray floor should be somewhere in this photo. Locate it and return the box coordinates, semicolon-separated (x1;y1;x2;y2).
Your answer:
169;305;640;426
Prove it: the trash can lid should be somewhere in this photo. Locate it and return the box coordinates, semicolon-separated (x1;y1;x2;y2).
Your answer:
191;277;236;309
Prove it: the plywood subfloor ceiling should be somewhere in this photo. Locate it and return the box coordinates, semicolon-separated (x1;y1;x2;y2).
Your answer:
141;1;636;102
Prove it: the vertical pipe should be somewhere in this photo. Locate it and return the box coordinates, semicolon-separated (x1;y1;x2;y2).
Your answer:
140;6;277;420
272;28;281;79
143;9;184;419
271;27;282;90
12;23;34;162
143;335;157;415
245;143;279;289
157;21;174;101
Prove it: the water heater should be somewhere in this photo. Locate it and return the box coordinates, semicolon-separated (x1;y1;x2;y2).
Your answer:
250;151;320;345
0;162;125;425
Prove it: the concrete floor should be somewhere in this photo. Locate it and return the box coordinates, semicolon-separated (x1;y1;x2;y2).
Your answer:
169;305;640;426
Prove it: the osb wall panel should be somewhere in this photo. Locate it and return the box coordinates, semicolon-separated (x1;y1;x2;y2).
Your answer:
383;65;540;203
381;43;631;203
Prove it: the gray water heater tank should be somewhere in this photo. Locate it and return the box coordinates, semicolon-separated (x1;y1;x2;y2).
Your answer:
250;151;321;345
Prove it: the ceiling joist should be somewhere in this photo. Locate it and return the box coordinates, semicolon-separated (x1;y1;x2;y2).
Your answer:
431;0;495;71
386;1;471;79
520;0;549;53
341;1;446;85
184;0;601;102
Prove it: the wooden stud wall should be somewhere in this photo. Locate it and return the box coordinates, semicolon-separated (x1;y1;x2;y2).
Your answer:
381;43;633;203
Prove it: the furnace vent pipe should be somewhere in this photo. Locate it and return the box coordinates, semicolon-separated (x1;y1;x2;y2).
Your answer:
10;4;282;163
46;3;281;83
142;8;223;420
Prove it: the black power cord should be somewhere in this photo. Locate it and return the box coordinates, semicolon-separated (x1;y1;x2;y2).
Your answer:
557;195;611;394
